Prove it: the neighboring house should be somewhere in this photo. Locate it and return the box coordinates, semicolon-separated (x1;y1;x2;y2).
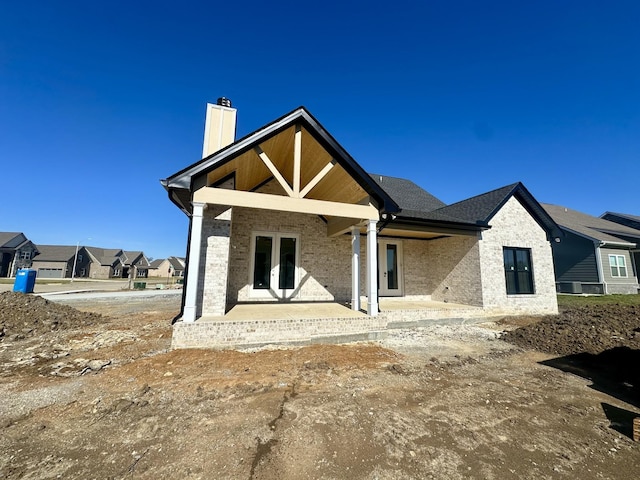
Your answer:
600;212;640;279
122;251;151;278
31;245;92;278
168;256;186;277
0;232;39;278
161;102;562;347
542;204;640;294
82;247;150;279
84;247;125;279
148;257;185;278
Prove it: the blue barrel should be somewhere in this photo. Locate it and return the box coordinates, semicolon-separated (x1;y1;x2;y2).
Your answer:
13;269;37;293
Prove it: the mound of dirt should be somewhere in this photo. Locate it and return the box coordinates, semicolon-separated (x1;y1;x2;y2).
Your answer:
501;304;640;356
0;292;104;341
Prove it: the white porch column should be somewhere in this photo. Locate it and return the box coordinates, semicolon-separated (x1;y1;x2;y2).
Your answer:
183;202;206;323
351;226;361;311
366;219;378;316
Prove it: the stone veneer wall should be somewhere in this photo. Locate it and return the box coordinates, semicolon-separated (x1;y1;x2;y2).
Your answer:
396;236;482;305
89;264;113;279
171;305;490;349
200;206;232;316
478;196;558;315
227;208;354;304
411;235;483;306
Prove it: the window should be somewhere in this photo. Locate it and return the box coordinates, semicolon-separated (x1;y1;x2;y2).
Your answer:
609;254;628;278
113;268;120;277
19;251;31;260
77;254;83;262
503;247;534;294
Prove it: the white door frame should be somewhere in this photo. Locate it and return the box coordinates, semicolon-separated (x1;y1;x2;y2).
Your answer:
378;239;404;296
249;231;300;299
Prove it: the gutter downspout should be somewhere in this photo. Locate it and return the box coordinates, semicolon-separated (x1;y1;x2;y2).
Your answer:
594;241;607;294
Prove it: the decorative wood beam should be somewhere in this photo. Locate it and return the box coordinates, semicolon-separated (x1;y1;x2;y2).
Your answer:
300;160;336;198
254;145;293;197
293;124;302;197
193;186;379;220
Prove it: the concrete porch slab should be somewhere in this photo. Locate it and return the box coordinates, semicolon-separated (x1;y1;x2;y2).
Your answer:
200;302;366;322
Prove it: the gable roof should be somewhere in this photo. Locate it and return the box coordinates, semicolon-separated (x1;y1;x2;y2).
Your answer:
0;232;27;249
372;180;561;238
168;256;186;270
542;204;640;246
84;247;124;266
150;259;165;268
31;245;78;262
162;106;399;216
123;251;150;267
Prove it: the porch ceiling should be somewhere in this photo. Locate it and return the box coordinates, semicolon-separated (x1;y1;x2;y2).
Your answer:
205;124;369;206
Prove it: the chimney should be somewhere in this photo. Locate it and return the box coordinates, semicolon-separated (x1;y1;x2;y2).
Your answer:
202;97;237;158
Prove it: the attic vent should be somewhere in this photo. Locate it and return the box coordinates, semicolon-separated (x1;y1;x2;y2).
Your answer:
217;97;232;107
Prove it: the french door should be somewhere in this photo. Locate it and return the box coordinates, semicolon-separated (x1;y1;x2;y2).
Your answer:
250;232;299;299
379;239;403;296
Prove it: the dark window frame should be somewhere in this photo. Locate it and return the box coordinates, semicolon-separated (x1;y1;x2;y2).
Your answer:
503;247;535;295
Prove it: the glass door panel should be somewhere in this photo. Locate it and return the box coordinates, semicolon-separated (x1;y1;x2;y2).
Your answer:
379;240;403;296
278;237;296;290
253;236;273;289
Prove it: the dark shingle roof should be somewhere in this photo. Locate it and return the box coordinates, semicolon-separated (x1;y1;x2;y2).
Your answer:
168;256;186;270
85;247;123;266
367;175;560;237
31;245;78;262
543;204;640;245
0;232;24;248
150;259;164;268
369;174;446;213
428;183;521;225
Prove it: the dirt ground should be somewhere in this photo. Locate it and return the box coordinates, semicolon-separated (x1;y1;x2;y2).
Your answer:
1;293;639;479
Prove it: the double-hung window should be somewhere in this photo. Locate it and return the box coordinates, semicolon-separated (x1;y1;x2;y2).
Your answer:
503;247;534;294
609;254;628;278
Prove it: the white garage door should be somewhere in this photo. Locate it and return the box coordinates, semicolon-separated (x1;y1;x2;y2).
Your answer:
37;268;64;279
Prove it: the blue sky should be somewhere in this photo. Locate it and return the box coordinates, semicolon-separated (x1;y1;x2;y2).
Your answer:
1;1;638;259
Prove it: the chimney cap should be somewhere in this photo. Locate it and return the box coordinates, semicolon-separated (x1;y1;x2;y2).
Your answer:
216;97;232;107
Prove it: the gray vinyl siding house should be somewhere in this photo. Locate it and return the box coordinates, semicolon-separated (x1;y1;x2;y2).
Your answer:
543;204;640;294
601;212;640;282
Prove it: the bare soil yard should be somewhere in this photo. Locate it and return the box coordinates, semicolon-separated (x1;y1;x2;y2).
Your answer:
1;292;639;479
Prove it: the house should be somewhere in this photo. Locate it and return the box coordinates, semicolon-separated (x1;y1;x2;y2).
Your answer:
83;247;124;279
81;248;150;279
542;204;640;294
600;212;640;278
148;257;186;278
161;100;561;348
0;232;39;278
122;251;151;278
31;245;91;278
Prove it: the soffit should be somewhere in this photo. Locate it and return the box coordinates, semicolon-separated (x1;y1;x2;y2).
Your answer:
204;124;368;206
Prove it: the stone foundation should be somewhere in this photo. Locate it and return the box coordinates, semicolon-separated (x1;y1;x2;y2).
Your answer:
171;305;499;349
